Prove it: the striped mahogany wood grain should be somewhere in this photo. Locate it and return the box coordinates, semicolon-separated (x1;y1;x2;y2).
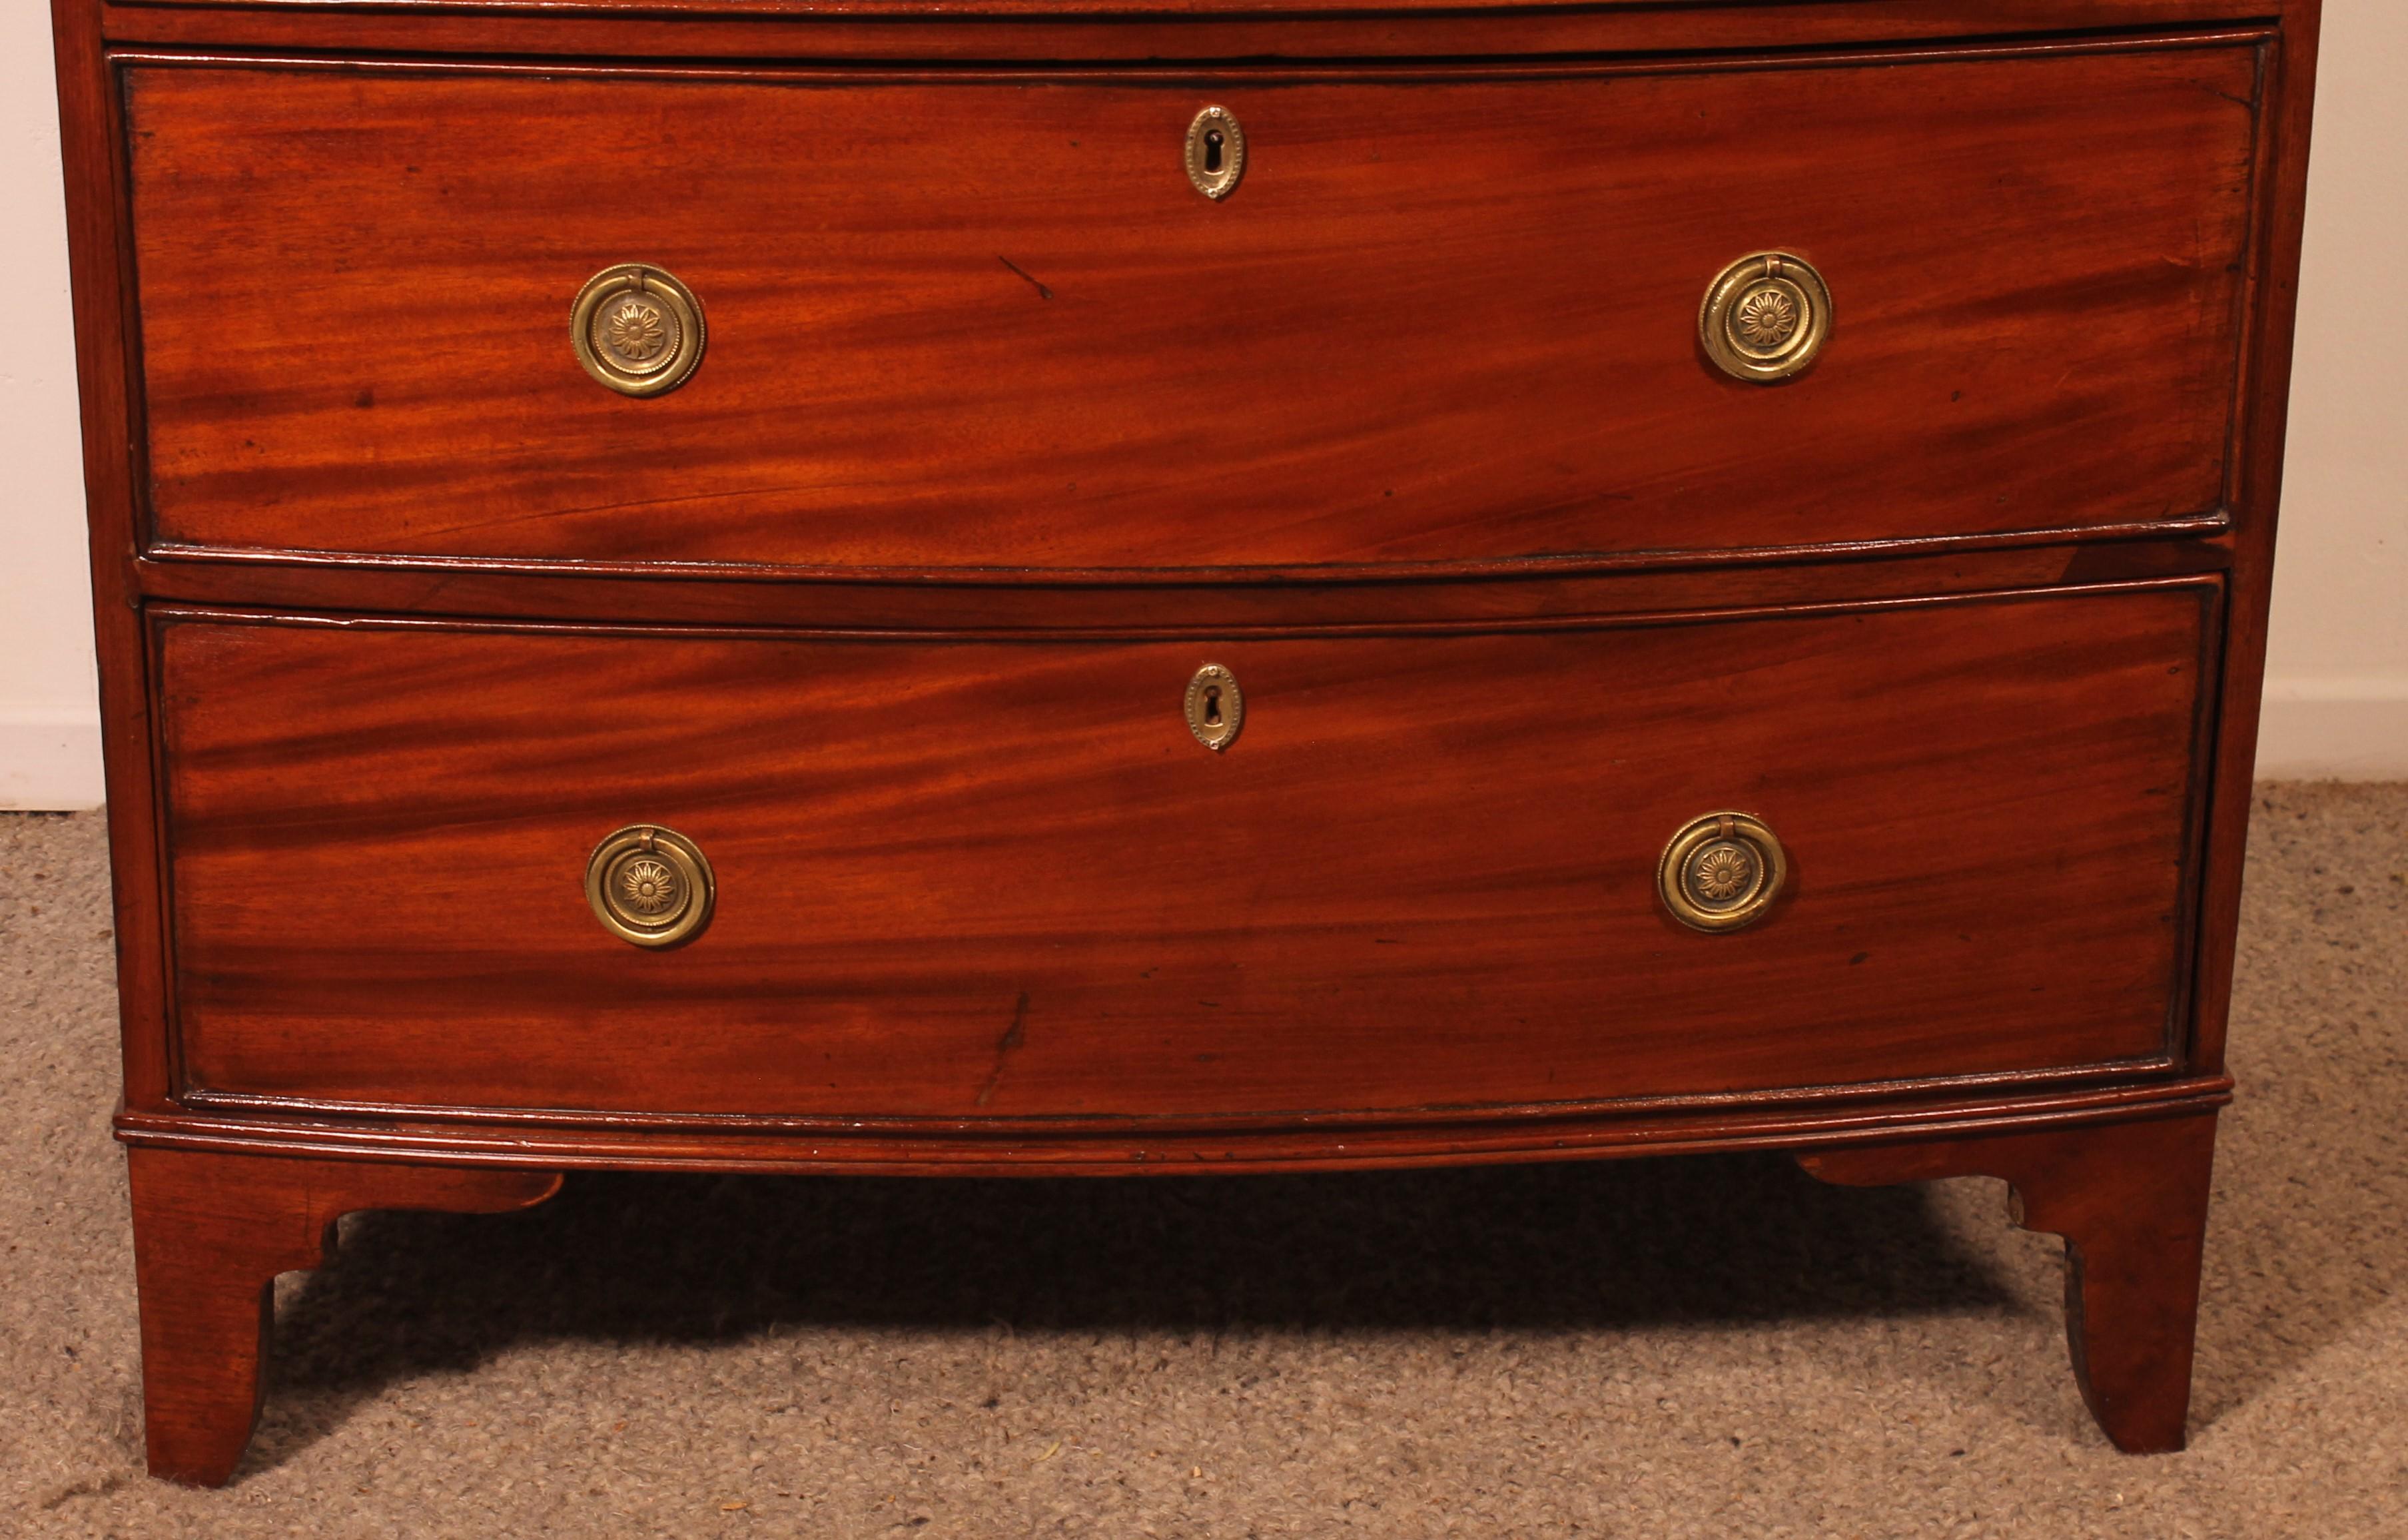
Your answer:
50;0;2322;1481
125;44;2258;578
159;582;2211;1120
123;538;2226;634
133;1080;2236;1167
95;3;2285;68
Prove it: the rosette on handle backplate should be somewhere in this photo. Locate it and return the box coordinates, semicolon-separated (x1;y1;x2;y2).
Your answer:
572;264;707;397
586;825;715;947
1699;252;1830;383
1657;811;1788;933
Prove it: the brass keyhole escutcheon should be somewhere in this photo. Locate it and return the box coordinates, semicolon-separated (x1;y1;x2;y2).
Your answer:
1699;252;1830;383
1657;811;1788;933
1185;106;1246;201
571;264;707;397
586;825;716;947
1185;663;1244;751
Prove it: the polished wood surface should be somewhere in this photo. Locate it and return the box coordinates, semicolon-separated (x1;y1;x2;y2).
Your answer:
127;43;2257;577
1800;1110;2220;1453
49;0;2322;1482
95;1;2291;66
124;1078;2235;1174
161;583;2210;1119
2192;15;2323;1082
127;1146;559;1485
127;537;2232;633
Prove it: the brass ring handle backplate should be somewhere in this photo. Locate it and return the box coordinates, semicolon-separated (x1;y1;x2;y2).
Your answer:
1658;811;1788;933
586;825;715;947
1699;252;1830;383
572;264;707;396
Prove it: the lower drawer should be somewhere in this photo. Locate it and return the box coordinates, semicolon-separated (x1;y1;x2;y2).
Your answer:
157;582;2212;1121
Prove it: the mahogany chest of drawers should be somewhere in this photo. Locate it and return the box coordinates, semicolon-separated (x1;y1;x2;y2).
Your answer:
51;0;2319;1485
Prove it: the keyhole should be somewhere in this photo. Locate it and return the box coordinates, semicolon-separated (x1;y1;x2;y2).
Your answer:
1202;685;1223;727
1202;129;1224;175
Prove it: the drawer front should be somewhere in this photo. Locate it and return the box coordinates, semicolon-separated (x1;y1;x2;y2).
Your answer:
127;44;2258;576
160;583;2212;1120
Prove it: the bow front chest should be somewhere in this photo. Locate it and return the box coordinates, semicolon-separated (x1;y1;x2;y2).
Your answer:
49;0;2320;1484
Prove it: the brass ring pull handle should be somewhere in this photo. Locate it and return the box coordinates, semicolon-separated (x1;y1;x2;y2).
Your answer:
1657;811;1788;933
586;825;716;947
572;264;707;396
1699;252;1830;383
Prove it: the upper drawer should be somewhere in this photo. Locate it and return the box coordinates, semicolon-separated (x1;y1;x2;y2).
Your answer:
124;42;2261;578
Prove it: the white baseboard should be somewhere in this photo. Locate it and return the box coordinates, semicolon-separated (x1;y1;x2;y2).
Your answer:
0;709;105;810
2254;679;2408;781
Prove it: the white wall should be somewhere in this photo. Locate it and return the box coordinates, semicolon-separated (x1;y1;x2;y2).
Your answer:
1;0;101;809
1;5;2403;808
2256;0;2408;779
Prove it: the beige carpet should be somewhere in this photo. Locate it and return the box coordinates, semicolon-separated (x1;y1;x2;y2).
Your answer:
3;785;2403;1537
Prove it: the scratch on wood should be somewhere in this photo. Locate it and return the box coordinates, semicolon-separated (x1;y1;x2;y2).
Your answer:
975;991;1031;1107
997;256;1054;300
